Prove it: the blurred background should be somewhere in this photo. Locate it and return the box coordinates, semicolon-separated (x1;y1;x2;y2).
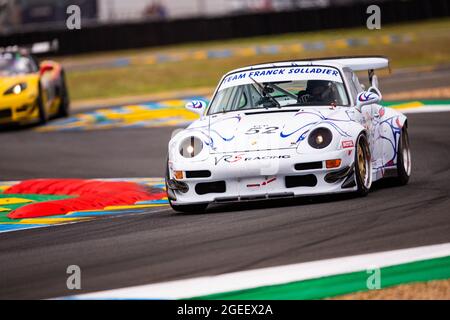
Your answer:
1;0;388;31
1;1;450;301
0;0;449;107
0;0;448;108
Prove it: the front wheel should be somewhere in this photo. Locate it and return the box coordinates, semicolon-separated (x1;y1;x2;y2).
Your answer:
354;134;372;196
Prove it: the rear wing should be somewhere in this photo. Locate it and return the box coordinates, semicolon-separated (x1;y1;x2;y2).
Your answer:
317;56;389;72
316;56;389;89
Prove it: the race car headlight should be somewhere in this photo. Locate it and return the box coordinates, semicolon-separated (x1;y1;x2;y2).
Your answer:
4;83;27;95
308;128;333;149
179;136;203;158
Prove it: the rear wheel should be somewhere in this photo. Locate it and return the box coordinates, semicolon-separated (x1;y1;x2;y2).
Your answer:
394;125;411;185
355;134;372;196
165;161;208;213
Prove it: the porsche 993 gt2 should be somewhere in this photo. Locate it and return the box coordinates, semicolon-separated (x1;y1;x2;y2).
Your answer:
166;56;411;213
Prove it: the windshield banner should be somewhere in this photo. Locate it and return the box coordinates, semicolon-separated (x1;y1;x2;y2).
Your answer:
219;66;343;91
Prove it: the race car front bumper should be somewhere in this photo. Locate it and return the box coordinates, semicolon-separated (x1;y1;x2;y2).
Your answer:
0;95;39;125
168;148;357;205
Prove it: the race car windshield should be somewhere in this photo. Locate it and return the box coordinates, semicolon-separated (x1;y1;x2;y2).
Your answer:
0;54;36;75
208;66;349;114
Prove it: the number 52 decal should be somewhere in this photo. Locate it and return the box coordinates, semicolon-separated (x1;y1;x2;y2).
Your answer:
245;126;279;135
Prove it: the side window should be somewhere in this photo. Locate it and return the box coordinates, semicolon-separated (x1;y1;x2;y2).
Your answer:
226;86;241;111
231;86;249;110
249;84;263;106
238;90;248;109
344;69;359;102
211;87;237;113
352;73;364;93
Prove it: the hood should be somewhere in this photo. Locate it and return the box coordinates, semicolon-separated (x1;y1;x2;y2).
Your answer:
207;107;350;153
0;74;37;94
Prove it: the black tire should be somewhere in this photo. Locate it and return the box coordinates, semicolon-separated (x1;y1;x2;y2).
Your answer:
37;84;48;124
394;125;411;185
354;133;372;196
165;161;208;213
56;71;70;118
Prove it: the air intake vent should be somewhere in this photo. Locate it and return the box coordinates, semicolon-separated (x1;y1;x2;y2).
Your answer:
294;162;322;170
195;181;226;195
285;175;317;188
0;109;12;119
186;170;211;178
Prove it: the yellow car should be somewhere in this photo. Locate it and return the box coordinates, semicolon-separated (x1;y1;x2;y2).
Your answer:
0;51;69;126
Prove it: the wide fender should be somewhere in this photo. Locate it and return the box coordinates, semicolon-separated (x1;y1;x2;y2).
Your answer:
332;120;367;151
376;106;408;168
379;106;407;128
39;60;62;81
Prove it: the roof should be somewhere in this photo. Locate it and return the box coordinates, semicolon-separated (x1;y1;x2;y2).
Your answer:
225;56;389;76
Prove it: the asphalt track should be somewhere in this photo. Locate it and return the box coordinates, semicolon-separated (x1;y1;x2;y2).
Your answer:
0;69;449;299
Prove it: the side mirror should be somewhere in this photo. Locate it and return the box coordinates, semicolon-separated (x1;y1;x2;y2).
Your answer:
185;100;207;116
39;64;54;75
356;91;381;109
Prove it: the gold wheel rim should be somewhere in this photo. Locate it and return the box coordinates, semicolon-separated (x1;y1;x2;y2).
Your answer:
358;143;366;180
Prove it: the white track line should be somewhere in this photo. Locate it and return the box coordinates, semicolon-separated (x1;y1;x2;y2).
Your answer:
399;105;450;114
67;242;450;300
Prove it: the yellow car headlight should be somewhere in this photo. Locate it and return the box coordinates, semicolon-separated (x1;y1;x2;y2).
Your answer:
4;83;27;95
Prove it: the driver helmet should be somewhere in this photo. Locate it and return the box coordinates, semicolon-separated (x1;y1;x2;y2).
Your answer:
306;80;332;99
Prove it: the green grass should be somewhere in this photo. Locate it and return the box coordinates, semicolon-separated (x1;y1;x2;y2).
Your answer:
62;18;450;102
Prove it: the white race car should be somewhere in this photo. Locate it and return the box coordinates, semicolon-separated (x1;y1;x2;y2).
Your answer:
166;56;411;213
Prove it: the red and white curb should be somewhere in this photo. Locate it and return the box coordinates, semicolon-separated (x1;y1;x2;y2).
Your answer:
64;242;450;300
